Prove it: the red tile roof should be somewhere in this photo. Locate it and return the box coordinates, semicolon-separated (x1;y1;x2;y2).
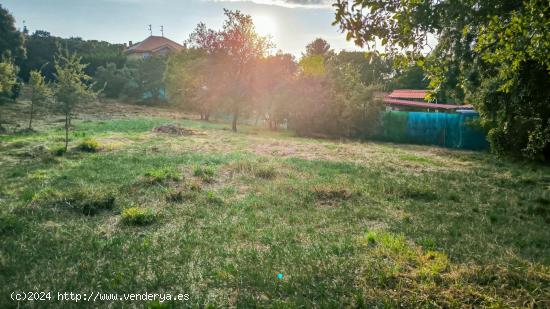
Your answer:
126;36;184;54
388;89;430;100
383;98;473;110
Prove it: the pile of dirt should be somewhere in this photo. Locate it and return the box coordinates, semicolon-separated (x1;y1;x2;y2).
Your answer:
152;124;196;136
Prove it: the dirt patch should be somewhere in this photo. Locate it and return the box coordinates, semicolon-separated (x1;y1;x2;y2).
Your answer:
152;124;198;136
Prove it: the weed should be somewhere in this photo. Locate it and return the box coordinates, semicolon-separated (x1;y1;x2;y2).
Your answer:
77;138;100;152
230;160;277;179
203;191;223;205
254;165;277;179
122;207;156;225
144;166;180;184
194;165;215;183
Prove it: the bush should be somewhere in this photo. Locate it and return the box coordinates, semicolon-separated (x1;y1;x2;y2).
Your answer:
77;138;100;152
122;207;155;225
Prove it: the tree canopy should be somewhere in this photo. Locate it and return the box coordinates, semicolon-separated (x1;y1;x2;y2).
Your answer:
0;4;25;61
334;0;550;160
186;9;273;131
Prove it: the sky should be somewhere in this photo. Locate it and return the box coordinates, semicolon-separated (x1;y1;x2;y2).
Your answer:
2;0;364;57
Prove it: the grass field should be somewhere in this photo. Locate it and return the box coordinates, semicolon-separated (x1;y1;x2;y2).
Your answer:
1;103;549;308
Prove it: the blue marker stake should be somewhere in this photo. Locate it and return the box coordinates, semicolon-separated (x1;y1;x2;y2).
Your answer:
277;273;284;280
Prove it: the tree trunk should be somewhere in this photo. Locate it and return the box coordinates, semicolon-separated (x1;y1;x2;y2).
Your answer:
65;111;69;151
28;102;34;130
204;112;210;121
231;113;238;132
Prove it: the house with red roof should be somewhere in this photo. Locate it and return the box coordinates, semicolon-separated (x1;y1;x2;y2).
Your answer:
125;35;184;61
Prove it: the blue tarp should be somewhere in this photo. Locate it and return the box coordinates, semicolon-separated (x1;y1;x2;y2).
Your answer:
380;111;489;150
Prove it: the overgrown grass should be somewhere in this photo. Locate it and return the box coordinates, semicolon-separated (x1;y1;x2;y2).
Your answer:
1;112;549;308
121;207;156;225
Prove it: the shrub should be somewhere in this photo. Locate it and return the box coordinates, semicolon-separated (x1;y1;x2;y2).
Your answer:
122;207;155;225
77;138;100;152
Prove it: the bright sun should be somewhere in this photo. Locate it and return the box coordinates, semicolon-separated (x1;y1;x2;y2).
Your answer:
253;15;278;37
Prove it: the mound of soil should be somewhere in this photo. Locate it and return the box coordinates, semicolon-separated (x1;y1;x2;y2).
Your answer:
152;124;195;136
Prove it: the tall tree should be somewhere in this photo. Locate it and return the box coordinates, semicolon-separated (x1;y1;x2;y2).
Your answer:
0;57;18;132
334;0;550;160
0;4;24;113
252;53;297;129
187;9;272;131
53;50;97;151
165;48;215;120
0;4;25;61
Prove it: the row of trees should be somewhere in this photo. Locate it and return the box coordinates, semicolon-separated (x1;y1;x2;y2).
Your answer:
0;3;426;138
163;10;423;136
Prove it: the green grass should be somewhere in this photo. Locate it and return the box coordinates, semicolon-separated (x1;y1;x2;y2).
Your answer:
1;114;549;308
121;207;156;225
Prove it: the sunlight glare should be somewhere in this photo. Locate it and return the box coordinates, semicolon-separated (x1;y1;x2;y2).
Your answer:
253;14;278;37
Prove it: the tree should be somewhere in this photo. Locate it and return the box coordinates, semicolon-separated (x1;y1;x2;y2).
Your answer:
187;9;272;132
28;69;52;130
126;56;166;102
289;49;383;138
94;63;133;99
0;57;17;100
252;53;297;129
165;48;217;120
53;50;97;151
0;4;25;61
333;0;550;160
304;38;333;58
0;4;24;108
19;31;127;82
0;57;18;132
